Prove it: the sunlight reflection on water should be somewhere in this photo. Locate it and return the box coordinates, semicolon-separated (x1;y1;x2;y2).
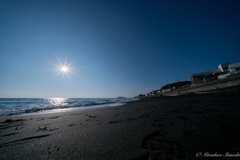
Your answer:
47;98;68;106
0;98;138;117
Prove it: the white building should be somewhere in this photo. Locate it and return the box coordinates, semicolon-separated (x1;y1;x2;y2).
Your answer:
218;62;240;80
191;62;240;84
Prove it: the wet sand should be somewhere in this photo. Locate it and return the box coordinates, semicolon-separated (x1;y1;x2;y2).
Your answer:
1;87;240;160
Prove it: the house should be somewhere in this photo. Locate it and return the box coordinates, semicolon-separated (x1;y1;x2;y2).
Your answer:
190;69;221;84
160;81;191;92
138;94;145;97
161;88;172;93
218;63;229;72
146;90;161;96
229;62;240;73
218;62;240;79
191;62;240;84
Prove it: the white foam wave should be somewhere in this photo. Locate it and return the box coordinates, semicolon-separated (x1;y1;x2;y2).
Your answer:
0;98;138;117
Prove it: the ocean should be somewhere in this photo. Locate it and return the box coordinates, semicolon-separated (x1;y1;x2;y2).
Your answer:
0;98;137;117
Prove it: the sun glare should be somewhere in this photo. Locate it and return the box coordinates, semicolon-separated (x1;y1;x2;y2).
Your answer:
61;66;69;72
52;55;76;80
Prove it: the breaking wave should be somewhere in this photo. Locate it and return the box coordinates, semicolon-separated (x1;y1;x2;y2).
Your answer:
0;98;137;117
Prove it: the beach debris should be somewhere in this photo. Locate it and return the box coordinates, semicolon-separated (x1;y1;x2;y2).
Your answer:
85;114;93;118
86;114;98;119
4;119;26;123
49;116;59;119
48;128;59;131
4;119;15;123
87;115;98;118
16;119;26;121
38;125;49;131
15;124;24;130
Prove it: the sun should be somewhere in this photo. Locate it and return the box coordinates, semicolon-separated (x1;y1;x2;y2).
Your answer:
52;55;75;80
61;66;69;72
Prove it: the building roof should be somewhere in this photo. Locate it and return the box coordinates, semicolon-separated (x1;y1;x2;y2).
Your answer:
229;63;240;69
190;69;221;78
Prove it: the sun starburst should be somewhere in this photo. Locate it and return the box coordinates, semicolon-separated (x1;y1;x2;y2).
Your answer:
52;55;75;80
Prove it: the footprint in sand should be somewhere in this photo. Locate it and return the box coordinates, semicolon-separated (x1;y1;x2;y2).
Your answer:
137;130;187;160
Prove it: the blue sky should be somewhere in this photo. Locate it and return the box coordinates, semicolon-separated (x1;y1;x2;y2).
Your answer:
0;0;240;98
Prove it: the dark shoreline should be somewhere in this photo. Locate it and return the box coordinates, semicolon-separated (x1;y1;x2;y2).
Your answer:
1;88;240;159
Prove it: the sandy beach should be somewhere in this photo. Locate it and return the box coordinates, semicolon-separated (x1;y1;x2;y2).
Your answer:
1;87;240;160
